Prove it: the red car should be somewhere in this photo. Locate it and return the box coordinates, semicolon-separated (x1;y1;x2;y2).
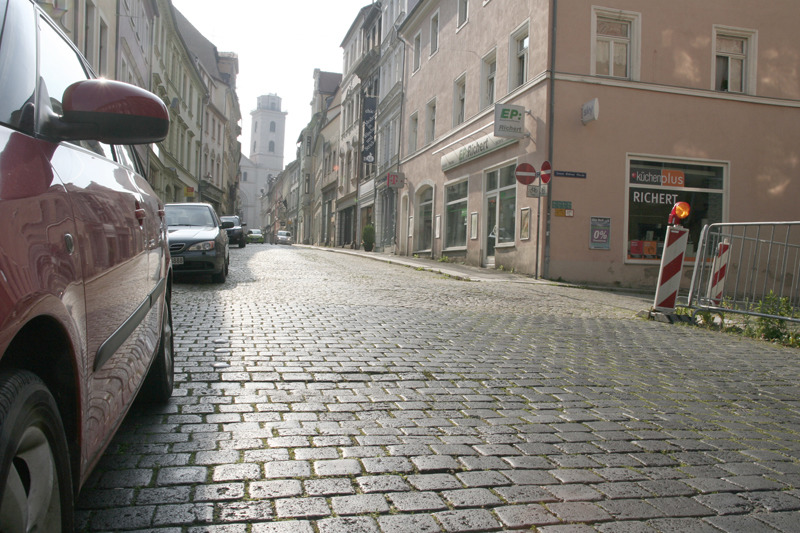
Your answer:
0;0;173;530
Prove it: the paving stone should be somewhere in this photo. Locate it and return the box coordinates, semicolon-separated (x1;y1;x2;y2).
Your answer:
388;491;448;512
442;488;503;508
356;475;411;493
316;516;380;533
249;480;303;499
251;521;314;533
330;494;389;515
434;508;502;532
274;497;330;519
377;514;442;533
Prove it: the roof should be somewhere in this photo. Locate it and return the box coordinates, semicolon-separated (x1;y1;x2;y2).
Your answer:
172;6;223;83
318;71;343;95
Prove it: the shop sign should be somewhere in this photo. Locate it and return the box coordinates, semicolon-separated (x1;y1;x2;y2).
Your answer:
630;168;685;187
362;96;377;163
387;171;405;188
631;190;680;206
441;133;517;171
590;217;611;250
494;103;526;138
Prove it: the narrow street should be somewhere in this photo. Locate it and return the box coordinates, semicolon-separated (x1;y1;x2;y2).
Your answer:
76;244;800;532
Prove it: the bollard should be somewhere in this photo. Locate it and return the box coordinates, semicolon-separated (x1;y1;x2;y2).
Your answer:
706;239;730;305
653;202;691;314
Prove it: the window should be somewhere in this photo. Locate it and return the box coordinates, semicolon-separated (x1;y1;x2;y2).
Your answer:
269;141;275;153
457;0;468;27
486;164;516;245
453;74;466;125
408;112;418;153
430;12;439;55
417;187;434;251
445;180;468;248
481;51;496;109
413;32;421;71
0;0;37;131
425;99;436;144
510;26;528;90
592;8;640;80
270;121;276;132
627;159;725;262
596;18;629;78
713;27;756;94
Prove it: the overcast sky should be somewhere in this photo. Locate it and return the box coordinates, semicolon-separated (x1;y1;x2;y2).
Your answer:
171;0;374;165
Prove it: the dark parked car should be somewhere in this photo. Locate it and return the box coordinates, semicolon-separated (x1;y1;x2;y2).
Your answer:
0;0;173;529
165;203;231;283
221;215;246;248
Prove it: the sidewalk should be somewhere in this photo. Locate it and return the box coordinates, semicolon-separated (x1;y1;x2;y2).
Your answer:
311;245;655;298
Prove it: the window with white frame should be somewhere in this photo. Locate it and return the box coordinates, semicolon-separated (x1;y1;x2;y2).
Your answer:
714;27;756;94
430;12;439;55
408;112;418;153
457;0;468;27
453;74;466;126
592;7;640;80
413;32;421;71
509;25;529;90
486;164;516;245
481;50;496;109
425;99;436;144
445;180;468;248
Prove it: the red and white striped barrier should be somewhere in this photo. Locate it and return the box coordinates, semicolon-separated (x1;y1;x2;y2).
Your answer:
653;225;689;312
706;239;730;304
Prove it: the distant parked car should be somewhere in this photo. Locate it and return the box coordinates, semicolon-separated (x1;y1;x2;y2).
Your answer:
276;230;293;245
165;203;231;283
221;215;246;248
0;0;173;529
247;228;265;243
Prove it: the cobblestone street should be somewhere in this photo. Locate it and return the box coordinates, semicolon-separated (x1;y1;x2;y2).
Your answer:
75;244;800;532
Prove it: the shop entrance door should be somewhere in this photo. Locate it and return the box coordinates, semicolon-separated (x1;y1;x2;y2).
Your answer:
484;195;497;267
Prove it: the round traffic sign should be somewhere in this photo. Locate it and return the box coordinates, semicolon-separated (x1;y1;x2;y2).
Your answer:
515;163;537;185
540;160;552;184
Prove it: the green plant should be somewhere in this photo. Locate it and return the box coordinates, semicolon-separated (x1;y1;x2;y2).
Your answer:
361;224;375;252
750;291;792;341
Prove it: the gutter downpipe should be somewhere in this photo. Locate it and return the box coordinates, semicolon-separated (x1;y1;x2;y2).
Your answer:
544;0;557;279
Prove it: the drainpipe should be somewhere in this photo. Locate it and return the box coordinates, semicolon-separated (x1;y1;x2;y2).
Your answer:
544;0;558;279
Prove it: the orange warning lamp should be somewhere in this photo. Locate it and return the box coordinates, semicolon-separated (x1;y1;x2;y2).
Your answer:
668;201;690;225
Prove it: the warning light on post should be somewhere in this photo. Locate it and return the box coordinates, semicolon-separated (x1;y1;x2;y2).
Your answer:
668;201;690;225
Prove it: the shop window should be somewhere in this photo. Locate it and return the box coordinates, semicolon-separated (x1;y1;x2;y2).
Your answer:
416;186;434;251
486;164;517;245
445;180;468;248
627;159;724;262
592;7;640;80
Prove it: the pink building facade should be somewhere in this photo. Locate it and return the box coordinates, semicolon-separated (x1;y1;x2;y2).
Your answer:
397;0;800;288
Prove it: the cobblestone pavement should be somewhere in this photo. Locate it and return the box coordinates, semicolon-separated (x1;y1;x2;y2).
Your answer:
75;244;800;532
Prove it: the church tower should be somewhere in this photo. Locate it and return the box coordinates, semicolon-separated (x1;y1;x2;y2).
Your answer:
250;94;286;170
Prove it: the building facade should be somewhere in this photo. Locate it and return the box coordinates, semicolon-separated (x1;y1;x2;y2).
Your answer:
396;0;800;289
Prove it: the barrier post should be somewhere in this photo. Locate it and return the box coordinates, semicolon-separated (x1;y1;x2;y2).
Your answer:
652;202;691;314
706;239;730;305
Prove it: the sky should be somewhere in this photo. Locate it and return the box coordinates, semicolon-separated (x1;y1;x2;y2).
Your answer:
171;0;375;165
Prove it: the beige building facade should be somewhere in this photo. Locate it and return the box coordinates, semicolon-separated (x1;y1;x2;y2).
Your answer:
397;0;800;289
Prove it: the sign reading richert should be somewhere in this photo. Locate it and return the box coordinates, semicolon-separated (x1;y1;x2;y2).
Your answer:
362;96;377;164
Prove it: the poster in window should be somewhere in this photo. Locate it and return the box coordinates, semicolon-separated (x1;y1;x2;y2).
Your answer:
520;208;531;240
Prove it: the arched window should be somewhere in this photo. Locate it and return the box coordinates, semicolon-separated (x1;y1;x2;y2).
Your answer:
269;141;275;153
270;121;276;132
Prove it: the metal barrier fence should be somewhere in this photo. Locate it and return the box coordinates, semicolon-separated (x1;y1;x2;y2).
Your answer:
685;221;800;323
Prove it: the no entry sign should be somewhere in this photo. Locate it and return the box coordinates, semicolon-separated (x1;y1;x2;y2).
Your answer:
515;163;537;185
540;160;552;184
